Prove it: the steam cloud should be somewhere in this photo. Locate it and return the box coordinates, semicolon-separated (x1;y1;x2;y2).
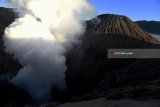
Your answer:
3;0;96;102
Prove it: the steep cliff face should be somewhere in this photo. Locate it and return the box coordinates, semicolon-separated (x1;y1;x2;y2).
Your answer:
86;14;158;43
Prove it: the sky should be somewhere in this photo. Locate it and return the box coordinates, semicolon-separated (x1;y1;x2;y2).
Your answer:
0;0;160;21
91;0;160;21
0;0;7;7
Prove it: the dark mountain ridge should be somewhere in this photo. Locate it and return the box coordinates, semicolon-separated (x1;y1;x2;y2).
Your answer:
135;20;160;35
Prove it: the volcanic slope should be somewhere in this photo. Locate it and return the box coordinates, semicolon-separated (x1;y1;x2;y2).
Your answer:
65;14;160;100
86;14;158;43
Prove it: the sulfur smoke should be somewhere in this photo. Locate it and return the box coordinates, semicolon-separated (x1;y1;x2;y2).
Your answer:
3;0;96;102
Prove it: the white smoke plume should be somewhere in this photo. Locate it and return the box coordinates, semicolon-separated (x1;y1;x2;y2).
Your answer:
3;0;96;102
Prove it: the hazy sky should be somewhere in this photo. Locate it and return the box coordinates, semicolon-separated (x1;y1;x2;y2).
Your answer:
0;0;160;21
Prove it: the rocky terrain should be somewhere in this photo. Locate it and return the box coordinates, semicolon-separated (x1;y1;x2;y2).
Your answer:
65;33;160;99
64;14;160;106
57;98;160;107
65;14;160;98
1;7;160;107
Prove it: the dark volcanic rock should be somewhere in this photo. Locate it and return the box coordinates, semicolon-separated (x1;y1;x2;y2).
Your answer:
65;33;160;100
86;14;158;43
0;80;33;105
0;7;20;74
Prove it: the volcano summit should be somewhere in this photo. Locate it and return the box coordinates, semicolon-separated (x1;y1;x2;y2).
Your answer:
87;14;158;43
